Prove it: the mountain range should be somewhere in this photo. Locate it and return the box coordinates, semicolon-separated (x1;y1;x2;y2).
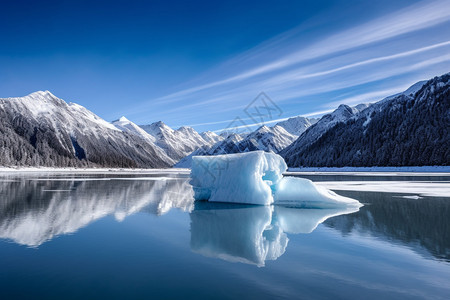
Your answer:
0;73;448;168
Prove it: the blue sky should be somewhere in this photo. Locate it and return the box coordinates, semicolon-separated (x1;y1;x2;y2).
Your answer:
1;0;449;132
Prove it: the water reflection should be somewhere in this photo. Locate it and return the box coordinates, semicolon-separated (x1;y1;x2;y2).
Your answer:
0;175;194;247
190;202;359;266
4;174;445;266
323;190;450;261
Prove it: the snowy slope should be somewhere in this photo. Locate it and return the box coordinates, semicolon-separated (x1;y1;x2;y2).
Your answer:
112;116;175;165
275;116;317;136
238;125;297;152
0;91;172;167
112;116;156;142
280;103;370;161
140;121;213;161
175;125;299;167
201;131;224;145
380;80;427;103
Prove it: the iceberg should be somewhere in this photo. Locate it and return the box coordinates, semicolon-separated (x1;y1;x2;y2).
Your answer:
191;151;286;205
190;151;362;208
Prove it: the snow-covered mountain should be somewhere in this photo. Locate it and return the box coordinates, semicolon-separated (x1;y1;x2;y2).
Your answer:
379;80;427;103
175;115;319;167
275;116;317;136
140;121;215;161
112;116;156;142
0;91;172;168
1;74;446;169
281;74;450;167
112;116;175;165
280;103;370;159
175;124;304;167
200;131;224;145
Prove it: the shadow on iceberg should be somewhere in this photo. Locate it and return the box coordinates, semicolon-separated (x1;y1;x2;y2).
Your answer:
190;201;360;267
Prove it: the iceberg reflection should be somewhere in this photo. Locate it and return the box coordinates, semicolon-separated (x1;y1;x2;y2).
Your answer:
190;202;360;266
0;176;194;247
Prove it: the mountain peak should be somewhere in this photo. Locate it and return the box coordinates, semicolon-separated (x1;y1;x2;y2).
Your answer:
28;90;56;99
255;125;270;132
112;116;131;124
152;121;167;127
177;126;195;132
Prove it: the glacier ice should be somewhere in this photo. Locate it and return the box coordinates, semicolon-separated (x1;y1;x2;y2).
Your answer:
191;151;286;205
190;151;362;208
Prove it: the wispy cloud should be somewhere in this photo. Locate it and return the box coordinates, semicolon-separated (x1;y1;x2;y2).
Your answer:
145;0;450;105
122;0;450;131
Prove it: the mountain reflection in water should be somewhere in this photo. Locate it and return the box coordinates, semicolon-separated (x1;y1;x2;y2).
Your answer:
0;176;194;247
11;174;450;264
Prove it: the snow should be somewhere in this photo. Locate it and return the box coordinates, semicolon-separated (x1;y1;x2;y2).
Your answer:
287;166;450;173
111;116;175;165
190;151;363;207
140;121;213;161
175;125;297;168
0;167;190;174
316;181;450;198
275;116;316;136
380;80;427;103
112;116;157;142
200;131;224;145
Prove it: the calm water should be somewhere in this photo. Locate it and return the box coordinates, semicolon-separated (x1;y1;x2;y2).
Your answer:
0;172;449;299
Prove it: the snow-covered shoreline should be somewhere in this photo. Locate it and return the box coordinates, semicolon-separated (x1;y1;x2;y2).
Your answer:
287;166;450;173
0;167;190;174
1;165;449;175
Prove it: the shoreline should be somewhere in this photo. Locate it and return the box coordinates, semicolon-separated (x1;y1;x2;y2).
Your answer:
0;167;191;174
0;165;449;175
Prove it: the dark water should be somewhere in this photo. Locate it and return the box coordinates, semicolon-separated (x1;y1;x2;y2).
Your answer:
0;172;449;299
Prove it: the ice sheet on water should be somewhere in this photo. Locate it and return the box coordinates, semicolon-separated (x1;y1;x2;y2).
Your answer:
273;177;362;208
190;151;362;208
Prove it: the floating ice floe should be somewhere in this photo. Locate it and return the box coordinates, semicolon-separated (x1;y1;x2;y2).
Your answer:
190;151;362;208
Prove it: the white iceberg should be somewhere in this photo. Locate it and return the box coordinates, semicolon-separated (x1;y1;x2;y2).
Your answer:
190;151;362;208
191;151;285;205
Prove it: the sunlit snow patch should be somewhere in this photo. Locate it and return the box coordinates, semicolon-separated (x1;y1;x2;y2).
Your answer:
190;151;362;208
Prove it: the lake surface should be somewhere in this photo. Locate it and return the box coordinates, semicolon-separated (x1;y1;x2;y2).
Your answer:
0;171;449;299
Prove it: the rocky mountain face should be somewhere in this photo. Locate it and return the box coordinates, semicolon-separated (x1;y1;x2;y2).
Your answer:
281;74;449;167
0;91;172;168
